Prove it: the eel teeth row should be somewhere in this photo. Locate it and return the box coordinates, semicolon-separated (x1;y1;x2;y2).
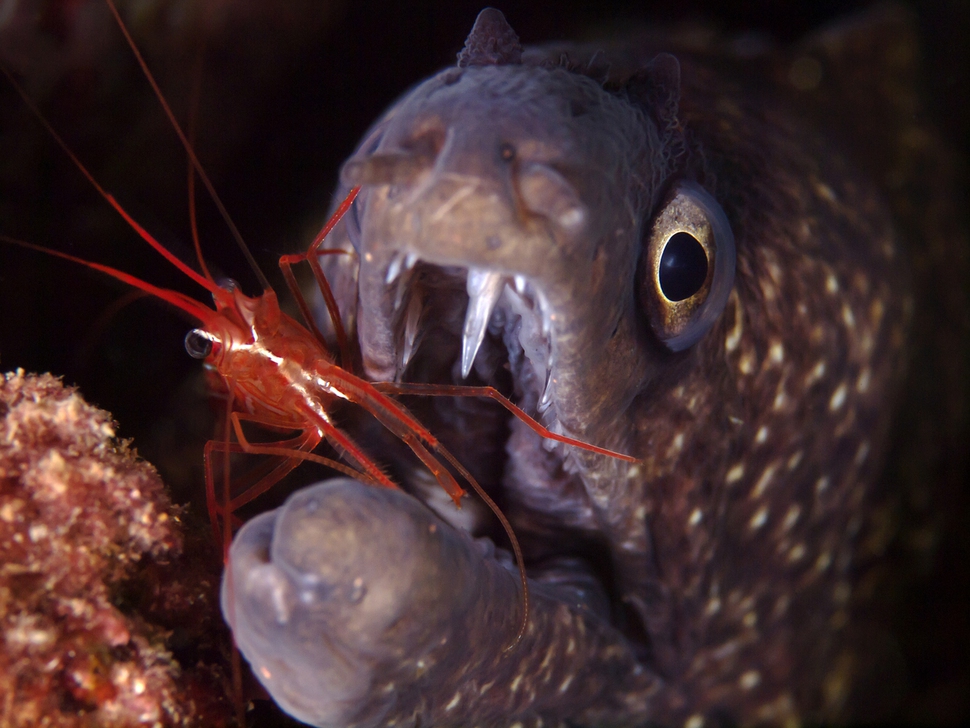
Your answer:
383;251;556;408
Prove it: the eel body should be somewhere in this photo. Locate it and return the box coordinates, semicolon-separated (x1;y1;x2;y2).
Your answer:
223;6;968;726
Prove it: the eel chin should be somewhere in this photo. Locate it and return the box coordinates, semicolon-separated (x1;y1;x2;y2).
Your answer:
223;479;522;727
224;480;650;728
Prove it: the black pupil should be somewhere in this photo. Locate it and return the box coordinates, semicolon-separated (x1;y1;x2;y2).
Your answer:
659;232;708;302
185;330;212;359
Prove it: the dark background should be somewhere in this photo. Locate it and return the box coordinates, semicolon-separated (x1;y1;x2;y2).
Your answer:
1;0;967;724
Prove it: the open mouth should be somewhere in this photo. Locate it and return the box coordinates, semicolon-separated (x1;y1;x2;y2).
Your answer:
383;256;558;415
350;250;572;528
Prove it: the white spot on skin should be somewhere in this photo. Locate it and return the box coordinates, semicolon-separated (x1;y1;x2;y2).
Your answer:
685;715;705;728
755;426;769;445
749;507;769;531
829;383;848;411
558;675;573;694
740;670;762;690
856;368;871;393
760;278;777;302
783;505;801;531
805;360;827;386
788;543;806;562
726;463;745;484
751;464;777;499
725;301;743;353
670;432;685;455
711;640;740;660
705;597;722;616
742;611;758;628
260;666;272;680
540;645;557;671
766;260;783;285
689;508;703;527
768;340;784;365
870;298;885;327
842;304;856;329
815;552;832;572
815;477;830;495
854;441;870;466
787;450;803;470
445;692;462;711
826;273;840;294
739;352;755;375
773;389;788;411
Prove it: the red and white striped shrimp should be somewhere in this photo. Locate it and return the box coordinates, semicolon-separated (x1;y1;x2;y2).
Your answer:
1;0;636;659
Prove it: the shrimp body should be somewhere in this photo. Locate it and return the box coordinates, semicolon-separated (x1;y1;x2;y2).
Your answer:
190;280;469;507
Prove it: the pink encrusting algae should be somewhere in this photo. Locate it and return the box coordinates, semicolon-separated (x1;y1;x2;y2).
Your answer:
0;370;234;726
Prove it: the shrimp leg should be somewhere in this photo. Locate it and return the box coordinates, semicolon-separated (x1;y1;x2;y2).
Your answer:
374;381;638;462
204;420;322;542
278;187;361;366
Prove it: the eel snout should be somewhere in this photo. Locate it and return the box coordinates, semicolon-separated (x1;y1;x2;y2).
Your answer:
223;479;487;726
223;479;655;727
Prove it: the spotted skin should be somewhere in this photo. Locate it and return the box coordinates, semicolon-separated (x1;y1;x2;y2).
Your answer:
223;6;965;726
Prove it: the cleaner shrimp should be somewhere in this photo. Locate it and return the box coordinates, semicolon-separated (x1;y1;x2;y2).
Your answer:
1;0;637;657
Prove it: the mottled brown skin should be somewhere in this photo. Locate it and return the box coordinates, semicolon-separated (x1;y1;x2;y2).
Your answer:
223;6;967;727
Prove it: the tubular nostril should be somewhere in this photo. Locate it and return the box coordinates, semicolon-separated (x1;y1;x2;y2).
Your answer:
518;163;587;236
340;152;434;187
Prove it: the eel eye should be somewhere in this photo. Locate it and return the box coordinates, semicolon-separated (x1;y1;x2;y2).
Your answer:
640;181;735;351
659;232;708;301
184;329;214;359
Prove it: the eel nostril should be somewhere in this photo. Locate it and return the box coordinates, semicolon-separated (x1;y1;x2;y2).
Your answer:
518;162;587;235
340;152;433;187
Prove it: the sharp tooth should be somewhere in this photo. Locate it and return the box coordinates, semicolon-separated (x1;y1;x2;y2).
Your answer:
405;252;419;270
392;267;415;312
537;290;553;338
461;268;504;379
538;369;554;412
401;294;422;371
385;252;404;284
514;274;527;294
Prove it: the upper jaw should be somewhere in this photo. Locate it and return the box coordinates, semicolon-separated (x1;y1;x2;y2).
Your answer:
323;62;659;472
345;170;649;469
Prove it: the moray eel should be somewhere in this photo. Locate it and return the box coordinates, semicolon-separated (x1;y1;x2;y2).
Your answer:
223;7;967;726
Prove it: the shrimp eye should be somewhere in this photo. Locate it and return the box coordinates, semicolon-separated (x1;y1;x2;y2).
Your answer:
639;181;735;351
184;329;214;359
